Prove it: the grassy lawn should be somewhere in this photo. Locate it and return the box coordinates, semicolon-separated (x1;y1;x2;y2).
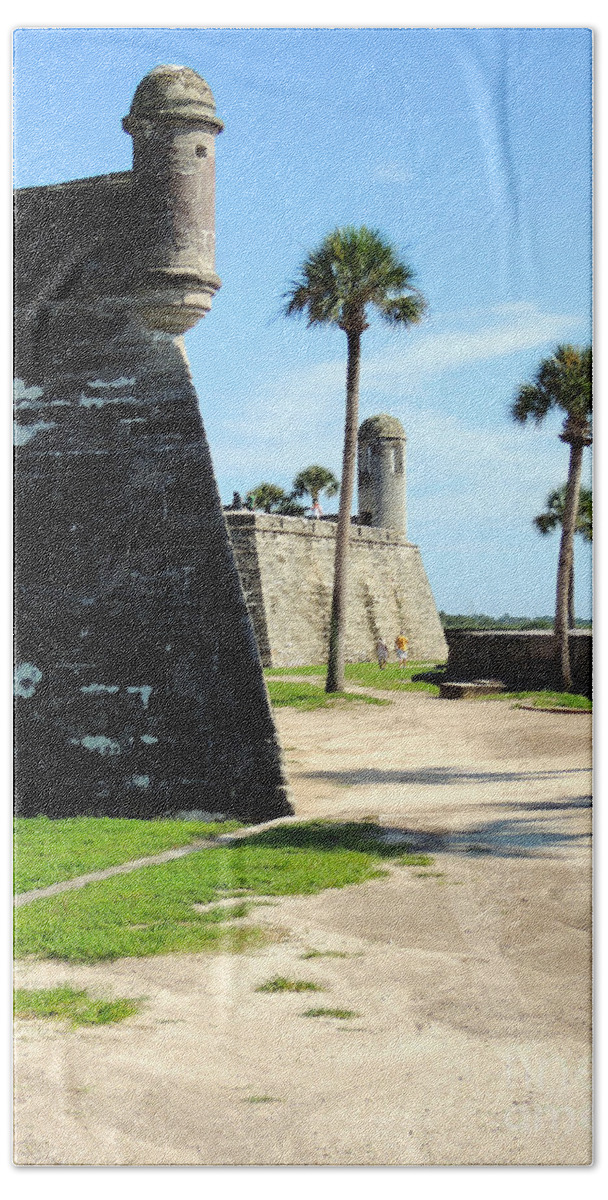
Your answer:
266;679;389;709
14;985;142;1028
14;821;425;963
14;816;242;894
265;666;590;709
266;662;445;696
500;690;592;711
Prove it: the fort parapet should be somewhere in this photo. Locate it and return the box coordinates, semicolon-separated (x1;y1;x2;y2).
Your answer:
226;512;447;666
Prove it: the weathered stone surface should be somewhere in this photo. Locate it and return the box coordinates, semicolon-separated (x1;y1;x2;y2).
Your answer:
226;513;448;666
14;308;290;819
13;65;291;820
358;413;407;533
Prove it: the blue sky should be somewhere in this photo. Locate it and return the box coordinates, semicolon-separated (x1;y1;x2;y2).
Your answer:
13;26;593;617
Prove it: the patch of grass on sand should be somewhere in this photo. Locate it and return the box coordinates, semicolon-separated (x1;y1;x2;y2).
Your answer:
14;985;141;1027
14;822;403;963
265;662;445;696
503;690;592;711
243;1096;282;1104
399;852;434;868
302;1007;360;1020
14;816;242;894
300;949;360;960
256;976;325;993
266;679;388;710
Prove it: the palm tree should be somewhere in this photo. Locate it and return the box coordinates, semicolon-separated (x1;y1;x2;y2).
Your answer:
512;345;592;690
245;483;288;513
534;485;592;540
534;485;592;630
284;226;425;692
274;493;308;516
292;465;340;510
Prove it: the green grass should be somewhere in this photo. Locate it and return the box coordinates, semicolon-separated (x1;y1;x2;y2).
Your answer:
14;985;142;1027
14;816;242;894
502;690;592;711
264;665;591;709
399;852;434;867
14;821;407;963
255;976;325;993
243;1096;282;1104
265;662;445;696
266;679;388;710
300;949;360;960
301;1007;360;1020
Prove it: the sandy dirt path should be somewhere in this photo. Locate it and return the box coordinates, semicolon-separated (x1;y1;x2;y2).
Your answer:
14;691;592;1165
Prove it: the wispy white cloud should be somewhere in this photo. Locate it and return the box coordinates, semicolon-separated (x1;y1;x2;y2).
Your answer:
375;163;414;185
206;300;584;476
362;300;583;384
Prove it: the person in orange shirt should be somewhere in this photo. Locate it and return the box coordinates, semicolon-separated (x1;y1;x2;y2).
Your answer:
394;633;409;668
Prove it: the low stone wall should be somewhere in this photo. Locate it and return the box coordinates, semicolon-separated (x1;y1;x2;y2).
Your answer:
444;630;592;697
226;513;447;667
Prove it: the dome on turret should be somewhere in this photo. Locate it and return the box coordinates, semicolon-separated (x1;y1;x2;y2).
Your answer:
358;414;406;440
123;64;223;131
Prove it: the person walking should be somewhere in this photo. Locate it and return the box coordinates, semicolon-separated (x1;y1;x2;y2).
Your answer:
376;638;389;669
394;633;409;668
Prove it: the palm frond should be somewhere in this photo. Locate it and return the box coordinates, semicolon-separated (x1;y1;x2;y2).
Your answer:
511;345;592;428
377;293;426;326
283;225;426;334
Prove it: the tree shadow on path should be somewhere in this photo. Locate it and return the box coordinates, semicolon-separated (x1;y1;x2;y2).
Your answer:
302;765;590;787
238;812;590;861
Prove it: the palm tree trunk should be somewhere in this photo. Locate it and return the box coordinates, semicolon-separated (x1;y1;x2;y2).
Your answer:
568;561;575;630
326;328;361;692
554;441;584;690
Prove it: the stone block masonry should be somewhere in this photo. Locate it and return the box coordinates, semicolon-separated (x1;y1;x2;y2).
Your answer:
226;514;448;667
13;66;291;820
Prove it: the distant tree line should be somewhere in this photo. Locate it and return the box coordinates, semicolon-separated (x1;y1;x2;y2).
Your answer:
439;612;591;632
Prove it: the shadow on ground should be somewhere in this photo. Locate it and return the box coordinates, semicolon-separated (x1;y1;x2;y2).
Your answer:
302;765;590;787
236;812;591;861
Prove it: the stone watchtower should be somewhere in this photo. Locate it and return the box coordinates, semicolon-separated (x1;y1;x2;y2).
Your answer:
14;66;291;820
222;409;447;666
357;414;407;534
122;65;223;334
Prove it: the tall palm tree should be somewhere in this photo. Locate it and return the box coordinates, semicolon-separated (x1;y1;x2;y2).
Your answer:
292;465;340;508
285;226;425;692
512;345;592;690
534;484;592;629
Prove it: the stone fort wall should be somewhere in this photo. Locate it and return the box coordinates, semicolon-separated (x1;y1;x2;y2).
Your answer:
444;629;592;697
13;66;291;820
226;513;448;666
